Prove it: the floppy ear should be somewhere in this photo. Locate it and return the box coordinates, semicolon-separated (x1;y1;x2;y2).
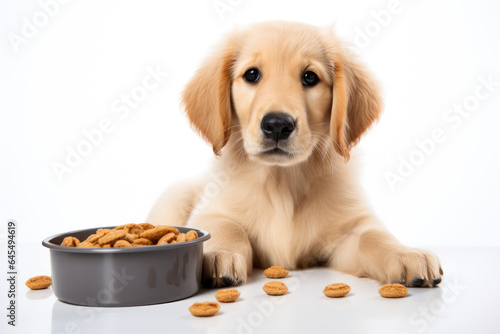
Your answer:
329;44;383;160
181;38;237;155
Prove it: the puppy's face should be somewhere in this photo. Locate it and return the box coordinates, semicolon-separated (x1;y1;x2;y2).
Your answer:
231;25;332;166
182;22;382;166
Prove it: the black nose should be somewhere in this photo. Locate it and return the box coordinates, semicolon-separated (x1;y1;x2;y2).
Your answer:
260;113;295;141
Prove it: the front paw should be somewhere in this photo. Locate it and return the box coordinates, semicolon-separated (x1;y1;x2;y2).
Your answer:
384;248;443;287
202;250;248;288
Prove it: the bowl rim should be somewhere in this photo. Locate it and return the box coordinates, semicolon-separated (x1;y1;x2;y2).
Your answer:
42;225;211;253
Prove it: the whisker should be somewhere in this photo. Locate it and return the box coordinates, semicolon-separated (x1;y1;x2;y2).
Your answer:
311;130;343;155
309;122;330;128
211;125;243;153
311;133;335;177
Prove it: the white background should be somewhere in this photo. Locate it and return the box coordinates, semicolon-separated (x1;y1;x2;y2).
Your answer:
1;0;500;248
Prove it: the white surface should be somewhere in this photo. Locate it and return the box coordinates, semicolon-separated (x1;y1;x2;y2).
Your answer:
1;2;500;333
2;245;500;334
1;0;500;248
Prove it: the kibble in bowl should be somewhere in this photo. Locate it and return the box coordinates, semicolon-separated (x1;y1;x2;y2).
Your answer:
42;225;210;307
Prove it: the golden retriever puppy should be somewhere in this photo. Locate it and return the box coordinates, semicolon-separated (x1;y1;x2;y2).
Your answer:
148;21;442;288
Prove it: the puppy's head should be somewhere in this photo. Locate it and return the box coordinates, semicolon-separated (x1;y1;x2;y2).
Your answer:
182;21;382;166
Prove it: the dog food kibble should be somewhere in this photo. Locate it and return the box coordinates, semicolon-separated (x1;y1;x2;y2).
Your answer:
263;281;288;295
133;238;153;246
139;225;179;242
264;266;289;278
378;283;408;298
77;241;100;248
138;222;155;230
60;236;80;247
124;233;139;243
323;283;351;297
189;301;221;317
85;229;110;244
215;289;241;302
175;233;187;243
157;232;176;245
60;224;199;248
98;230;127;246
26;276;52;290
186;230;199;241
113;240;132;248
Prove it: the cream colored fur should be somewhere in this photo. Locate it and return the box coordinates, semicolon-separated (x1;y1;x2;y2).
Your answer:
148;21;442;288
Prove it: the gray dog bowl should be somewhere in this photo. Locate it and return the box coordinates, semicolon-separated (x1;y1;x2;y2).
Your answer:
42;226;210;307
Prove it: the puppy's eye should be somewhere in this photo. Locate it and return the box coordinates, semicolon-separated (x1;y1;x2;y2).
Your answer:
243;68;260;83
302;71;319;87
